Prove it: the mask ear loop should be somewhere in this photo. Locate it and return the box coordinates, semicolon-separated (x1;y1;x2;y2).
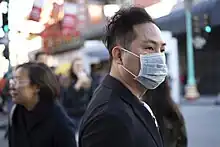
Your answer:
119;47;140;79
120;65;137;78
120;47;139;58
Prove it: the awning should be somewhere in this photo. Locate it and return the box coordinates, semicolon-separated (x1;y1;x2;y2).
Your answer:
86;50;109;61
155;0;218;34
211;0;220;26
81;40;109;61
81;21;106;40
80;0;220;38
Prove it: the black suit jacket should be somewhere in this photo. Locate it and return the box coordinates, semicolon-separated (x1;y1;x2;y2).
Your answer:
78;75;163;147
9;100;77;147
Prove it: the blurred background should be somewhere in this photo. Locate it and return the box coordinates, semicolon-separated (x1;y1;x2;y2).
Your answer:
0;0;220;146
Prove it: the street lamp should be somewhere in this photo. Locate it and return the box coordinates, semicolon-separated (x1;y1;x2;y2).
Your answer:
184;0;200;99
103;4;120;18
0;1;8;14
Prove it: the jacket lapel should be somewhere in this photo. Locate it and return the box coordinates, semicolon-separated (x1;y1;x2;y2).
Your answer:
9;104;17;126
102;75;163;147
25;101;55;133
122;96;163;147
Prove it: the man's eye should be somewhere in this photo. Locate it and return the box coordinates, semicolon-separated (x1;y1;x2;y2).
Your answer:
145;47;154;50
161;48;165;52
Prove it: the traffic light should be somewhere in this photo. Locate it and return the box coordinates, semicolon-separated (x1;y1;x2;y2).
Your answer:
2;44;9;60
2;12;8;33
2;0;9;33
192;15;201;37
204;14;211;33
1;0;9;59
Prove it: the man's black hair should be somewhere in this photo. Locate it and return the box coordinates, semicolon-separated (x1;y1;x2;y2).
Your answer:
35;52;46;61
104;6;154;62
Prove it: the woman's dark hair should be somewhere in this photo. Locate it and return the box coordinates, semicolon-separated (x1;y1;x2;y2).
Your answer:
143;78;185;126
143;79;187;146
69;57;82;81
143;79;184;130
143;79;187;147
16;62;60;100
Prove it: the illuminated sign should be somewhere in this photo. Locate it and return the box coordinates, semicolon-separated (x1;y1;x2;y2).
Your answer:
41;23;83;54
44;35;84;54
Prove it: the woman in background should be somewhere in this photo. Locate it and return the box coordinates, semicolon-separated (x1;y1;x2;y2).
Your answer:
9;62;76;147
61;57;93;132
143;79;187;147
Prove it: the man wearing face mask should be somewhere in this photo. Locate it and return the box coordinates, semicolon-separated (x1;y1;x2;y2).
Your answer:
78;6;168;147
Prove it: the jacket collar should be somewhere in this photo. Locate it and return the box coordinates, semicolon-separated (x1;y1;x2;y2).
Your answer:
25;100;55;132
102;75;135;100
11;100;55;133
102;75;163;147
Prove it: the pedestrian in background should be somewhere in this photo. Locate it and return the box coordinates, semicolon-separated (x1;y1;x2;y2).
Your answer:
9;62;77;147
0;70;13;139
61;57;93;133
143;79;187;147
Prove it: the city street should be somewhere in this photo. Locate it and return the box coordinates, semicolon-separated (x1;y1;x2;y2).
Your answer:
181;104;220;147
1;0;220;147
0;99;219;147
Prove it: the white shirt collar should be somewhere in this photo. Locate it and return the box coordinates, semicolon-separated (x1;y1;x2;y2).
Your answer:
140;101;159;128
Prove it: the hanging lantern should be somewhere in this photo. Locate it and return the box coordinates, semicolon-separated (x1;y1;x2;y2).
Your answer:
88;4;103;24
29;0;44;22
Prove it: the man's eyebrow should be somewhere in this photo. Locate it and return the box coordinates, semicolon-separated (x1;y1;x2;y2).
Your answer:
162;43;166;46
143;40;157;45
142;40;166;46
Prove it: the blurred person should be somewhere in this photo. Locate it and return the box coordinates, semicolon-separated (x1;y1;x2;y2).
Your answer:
9;62;77;147
0;70;14;139
35;52;48;64
0;71;13;114
59;75;71;103
0;73;10;134
90;63;105;91
50;66;56;73
78;7;168;147
61;57;93;132
90;60;110;85
0;74;8;113
143;79;187;147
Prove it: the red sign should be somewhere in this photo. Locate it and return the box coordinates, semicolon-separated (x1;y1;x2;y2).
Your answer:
41;22;83;54
28;0;45;22
62;14;78;36
61;2;80;36
41;23;61;53
38;1;83;54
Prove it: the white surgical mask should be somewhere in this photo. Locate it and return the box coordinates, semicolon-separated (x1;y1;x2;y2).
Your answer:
120;48;168;89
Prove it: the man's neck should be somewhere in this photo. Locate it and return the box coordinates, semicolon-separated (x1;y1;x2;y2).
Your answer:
110;71;147;99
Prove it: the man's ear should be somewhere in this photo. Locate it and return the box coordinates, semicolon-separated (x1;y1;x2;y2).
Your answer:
111;46;123;65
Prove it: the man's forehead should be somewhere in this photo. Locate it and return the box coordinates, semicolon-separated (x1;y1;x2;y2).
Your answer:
133;23;164;44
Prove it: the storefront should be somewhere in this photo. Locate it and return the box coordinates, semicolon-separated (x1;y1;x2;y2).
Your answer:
156;0;220;95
